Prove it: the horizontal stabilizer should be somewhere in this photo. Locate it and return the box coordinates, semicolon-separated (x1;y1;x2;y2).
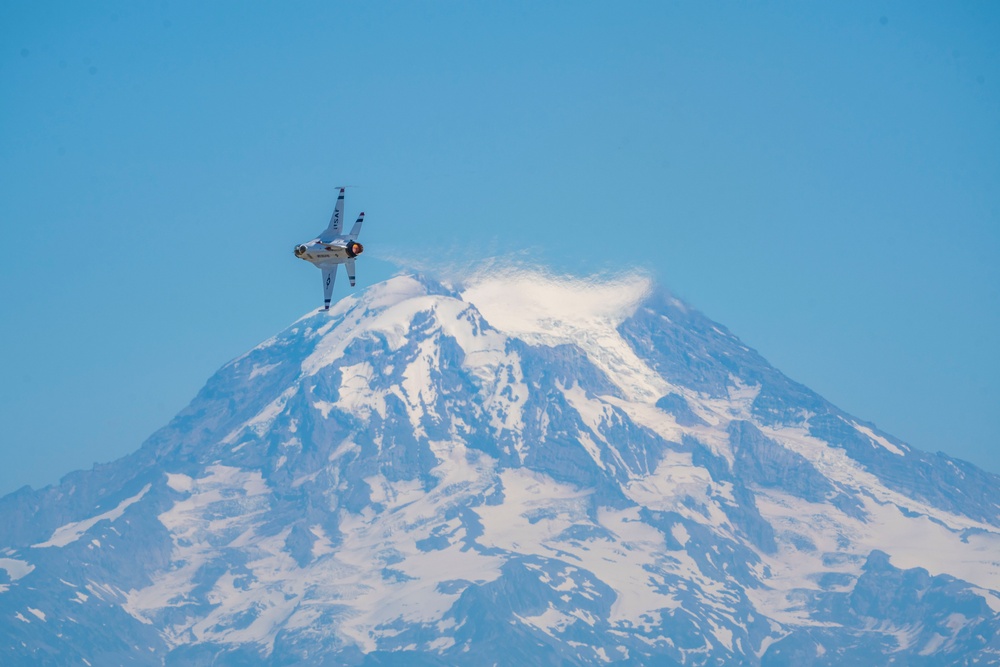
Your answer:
349;212;364;240
345;258;356;287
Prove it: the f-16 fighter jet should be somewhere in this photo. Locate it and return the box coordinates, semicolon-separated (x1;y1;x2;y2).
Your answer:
293;188;365;310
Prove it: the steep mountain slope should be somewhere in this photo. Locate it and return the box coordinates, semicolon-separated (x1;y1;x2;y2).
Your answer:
2;271;998;666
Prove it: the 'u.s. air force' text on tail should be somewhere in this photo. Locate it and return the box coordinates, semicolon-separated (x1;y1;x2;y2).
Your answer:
293;187;366;310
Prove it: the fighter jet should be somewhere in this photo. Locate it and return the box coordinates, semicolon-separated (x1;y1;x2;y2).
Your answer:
293;188;365;310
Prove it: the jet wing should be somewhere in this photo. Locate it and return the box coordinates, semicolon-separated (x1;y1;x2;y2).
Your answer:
321;264;338;310
319;188;346;243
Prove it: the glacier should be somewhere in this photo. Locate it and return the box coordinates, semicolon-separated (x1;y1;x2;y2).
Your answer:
1;270;998;666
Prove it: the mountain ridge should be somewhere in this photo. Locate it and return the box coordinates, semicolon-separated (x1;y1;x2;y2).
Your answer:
2;270;998;665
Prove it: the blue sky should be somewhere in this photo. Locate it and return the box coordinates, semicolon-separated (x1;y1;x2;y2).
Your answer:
1;2;997;495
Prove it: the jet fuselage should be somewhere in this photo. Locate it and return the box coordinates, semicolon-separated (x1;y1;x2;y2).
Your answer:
293;237;364;266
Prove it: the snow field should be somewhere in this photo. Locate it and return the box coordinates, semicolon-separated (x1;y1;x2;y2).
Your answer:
33;484;151;549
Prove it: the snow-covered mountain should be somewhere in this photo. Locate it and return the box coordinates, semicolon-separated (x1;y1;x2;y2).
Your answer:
2;270;999;666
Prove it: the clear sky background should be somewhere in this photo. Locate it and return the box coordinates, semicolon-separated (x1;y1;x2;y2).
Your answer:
1;2;997;496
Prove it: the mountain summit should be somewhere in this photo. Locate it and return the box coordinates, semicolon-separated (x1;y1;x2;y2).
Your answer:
2;270;998;666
